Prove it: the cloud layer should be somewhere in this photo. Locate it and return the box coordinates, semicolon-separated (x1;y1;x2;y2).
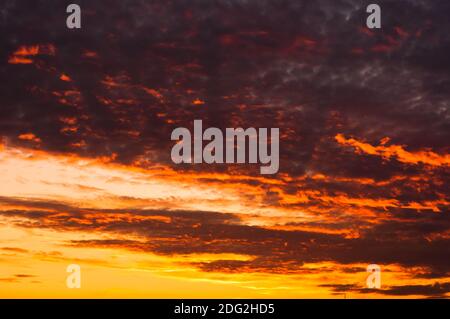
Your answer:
0;0;448;297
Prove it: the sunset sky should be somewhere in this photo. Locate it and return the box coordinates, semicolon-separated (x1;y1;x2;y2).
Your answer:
0;0;449;298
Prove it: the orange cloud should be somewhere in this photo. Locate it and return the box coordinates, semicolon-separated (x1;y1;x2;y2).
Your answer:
8;56;34;64
8;44;56;64
18;133;41;143
59;74;71;82
192;98;205;105
142;87;164;101
335;134;450;167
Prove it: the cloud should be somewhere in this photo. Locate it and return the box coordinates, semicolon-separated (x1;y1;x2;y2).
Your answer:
0;197;448;283
322;282;450;298
0;0;449;297
335;134;450;167
0;274;37;283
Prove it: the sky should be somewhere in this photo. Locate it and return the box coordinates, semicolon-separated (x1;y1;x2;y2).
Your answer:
0;0;449;298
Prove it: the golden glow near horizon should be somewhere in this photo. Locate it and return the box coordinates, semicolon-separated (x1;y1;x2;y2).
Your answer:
0;143;448;298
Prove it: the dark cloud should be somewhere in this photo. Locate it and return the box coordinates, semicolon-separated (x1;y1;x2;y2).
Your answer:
379;282;450;297
0;0;448;176
1;197;449;288
322;282;450;298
